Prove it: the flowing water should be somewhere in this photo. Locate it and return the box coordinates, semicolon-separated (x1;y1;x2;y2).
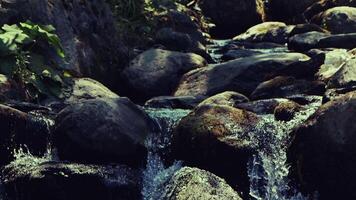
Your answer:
142;108;190;200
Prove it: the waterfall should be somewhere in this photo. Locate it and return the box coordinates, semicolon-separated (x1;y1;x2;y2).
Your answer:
142;108;190;200
247;96;322;200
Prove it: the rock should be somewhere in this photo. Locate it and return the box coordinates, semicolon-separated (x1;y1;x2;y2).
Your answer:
198;91;249;107
221;49;263;61
328;57;356;88
235;98;292;115
156;167;242;200
0;0;128;89
304;0;356;21
0;105;48;166
289;32;356;51
65;78;119;104
171;104;260;192
174;53;310;97
288;91;356;199
144;95;205;109
288;31;330;51
250;76;326;100
233;22;293;44
2;158;141;200
53;97;156;166
274;101;302;121
315;6;356;34
289;23;328;37
121;49;206;101
199;0;263;37
156;27;193;52
265;0;319;22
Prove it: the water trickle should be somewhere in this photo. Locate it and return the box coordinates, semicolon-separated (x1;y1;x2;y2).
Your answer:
142;108;190;200
247;96;322;200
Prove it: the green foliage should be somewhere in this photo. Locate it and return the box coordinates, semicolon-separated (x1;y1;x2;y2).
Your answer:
0;21;69;102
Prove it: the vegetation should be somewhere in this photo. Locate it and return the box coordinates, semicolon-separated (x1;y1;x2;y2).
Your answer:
0;21;70;102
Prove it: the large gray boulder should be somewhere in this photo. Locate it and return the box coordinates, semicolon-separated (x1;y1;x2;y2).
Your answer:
316;6;356;34
0;0;128;89
121;49;206;100
53;97;156;166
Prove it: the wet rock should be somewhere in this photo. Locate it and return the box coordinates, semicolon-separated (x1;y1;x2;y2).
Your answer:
288;31;330;51
266;0;319;22
198;91;249;107
0;0;128;89
65;78;119;104
317;33;356;49
250;76;326;100
172;104;260;192
174;53;310;97
304;0;356;21
121;49;206;101
144;95;205;109
313;6;356;34
235;98;292;115
289;91;356;199
0;105;48;166
199;0;263;37
274;101;302;121
328;57;356;88
221;49;263;61
2;158;141;200
53;97;156;166
157;167;242;200
233;22;293;44
289;23;328;37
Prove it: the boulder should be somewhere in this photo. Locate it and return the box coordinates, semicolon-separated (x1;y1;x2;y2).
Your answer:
156;167;242;200
0;0;128;89
222;49;263;61
289;23;328;37
0;105;48;166
174;53;310;97
288;91;356;199
53;97;156;166
171;104;260;192
233;22;293;44
235;98;292;115
315;6;356;34
2;159;141;200
328;57;356;88
274;101;302;121
65;78;119;104
250;76;326;100
198;91;249;107
199;0;263;37
121;49;206;101
304;0;356;21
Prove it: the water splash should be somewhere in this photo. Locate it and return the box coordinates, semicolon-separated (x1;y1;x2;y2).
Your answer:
247;96;322;200
142;108;190;200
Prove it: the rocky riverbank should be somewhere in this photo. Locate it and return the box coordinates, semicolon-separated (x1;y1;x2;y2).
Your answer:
0;0;355;200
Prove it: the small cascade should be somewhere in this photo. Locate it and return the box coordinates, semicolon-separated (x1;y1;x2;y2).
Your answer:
247;97;322;200
207;39;231;62
142;108;190;200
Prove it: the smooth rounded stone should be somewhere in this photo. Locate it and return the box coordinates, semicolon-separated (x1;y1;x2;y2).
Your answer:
288;91;356;199
235;98;292;115
121;49;207;101
316;49;354;81
2;159;141;200
144;95;205;109
199;0;263;37
328;57;356;88
171;104;260;192
315;6;356;34
198;91;249;107
174;53;310;97
53;97;156;166
0;0;129;89
233;22;294;44
289;23;329;37
303;0;356;21
65;78;119;104
274;100;302;121
317;33;356;49
250;76;326;100
288;31;330;51
265;0;319;22
156;27;193;51
157;167;242;200
0;105;48;166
